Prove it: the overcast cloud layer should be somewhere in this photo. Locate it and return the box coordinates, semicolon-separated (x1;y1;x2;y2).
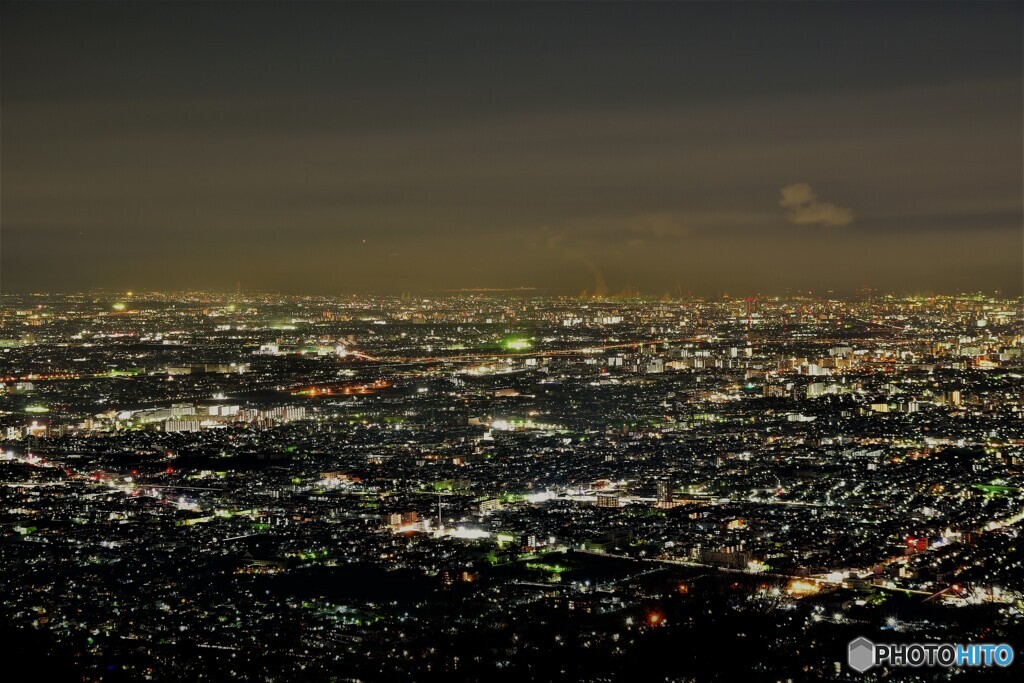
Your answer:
2;2;1021;295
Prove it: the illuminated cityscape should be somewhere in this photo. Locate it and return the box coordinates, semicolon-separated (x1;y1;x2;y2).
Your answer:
2;1;1022;680
1;291;1023;679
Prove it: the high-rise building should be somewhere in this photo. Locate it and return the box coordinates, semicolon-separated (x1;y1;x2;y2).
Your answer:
657;479;674;505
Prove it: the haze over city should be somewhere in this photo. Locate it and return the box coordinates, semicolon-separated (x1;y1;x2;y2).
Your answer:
2;2;1021;295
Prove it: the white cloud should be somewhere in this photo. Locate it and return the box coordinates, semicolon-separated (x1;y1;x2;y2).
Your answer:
779;182;853;227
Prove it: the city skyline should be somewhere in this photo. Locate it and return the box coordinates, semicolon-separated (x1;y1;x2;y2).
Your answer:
3;2;1022;295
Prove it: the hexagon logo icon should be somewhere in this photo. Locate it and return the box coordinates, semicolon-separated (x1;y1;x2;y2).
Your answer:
848;637;875;673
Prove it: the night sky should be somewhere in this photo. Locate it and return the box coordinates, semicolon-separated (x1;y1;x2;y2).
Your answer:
2;2;1021;295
